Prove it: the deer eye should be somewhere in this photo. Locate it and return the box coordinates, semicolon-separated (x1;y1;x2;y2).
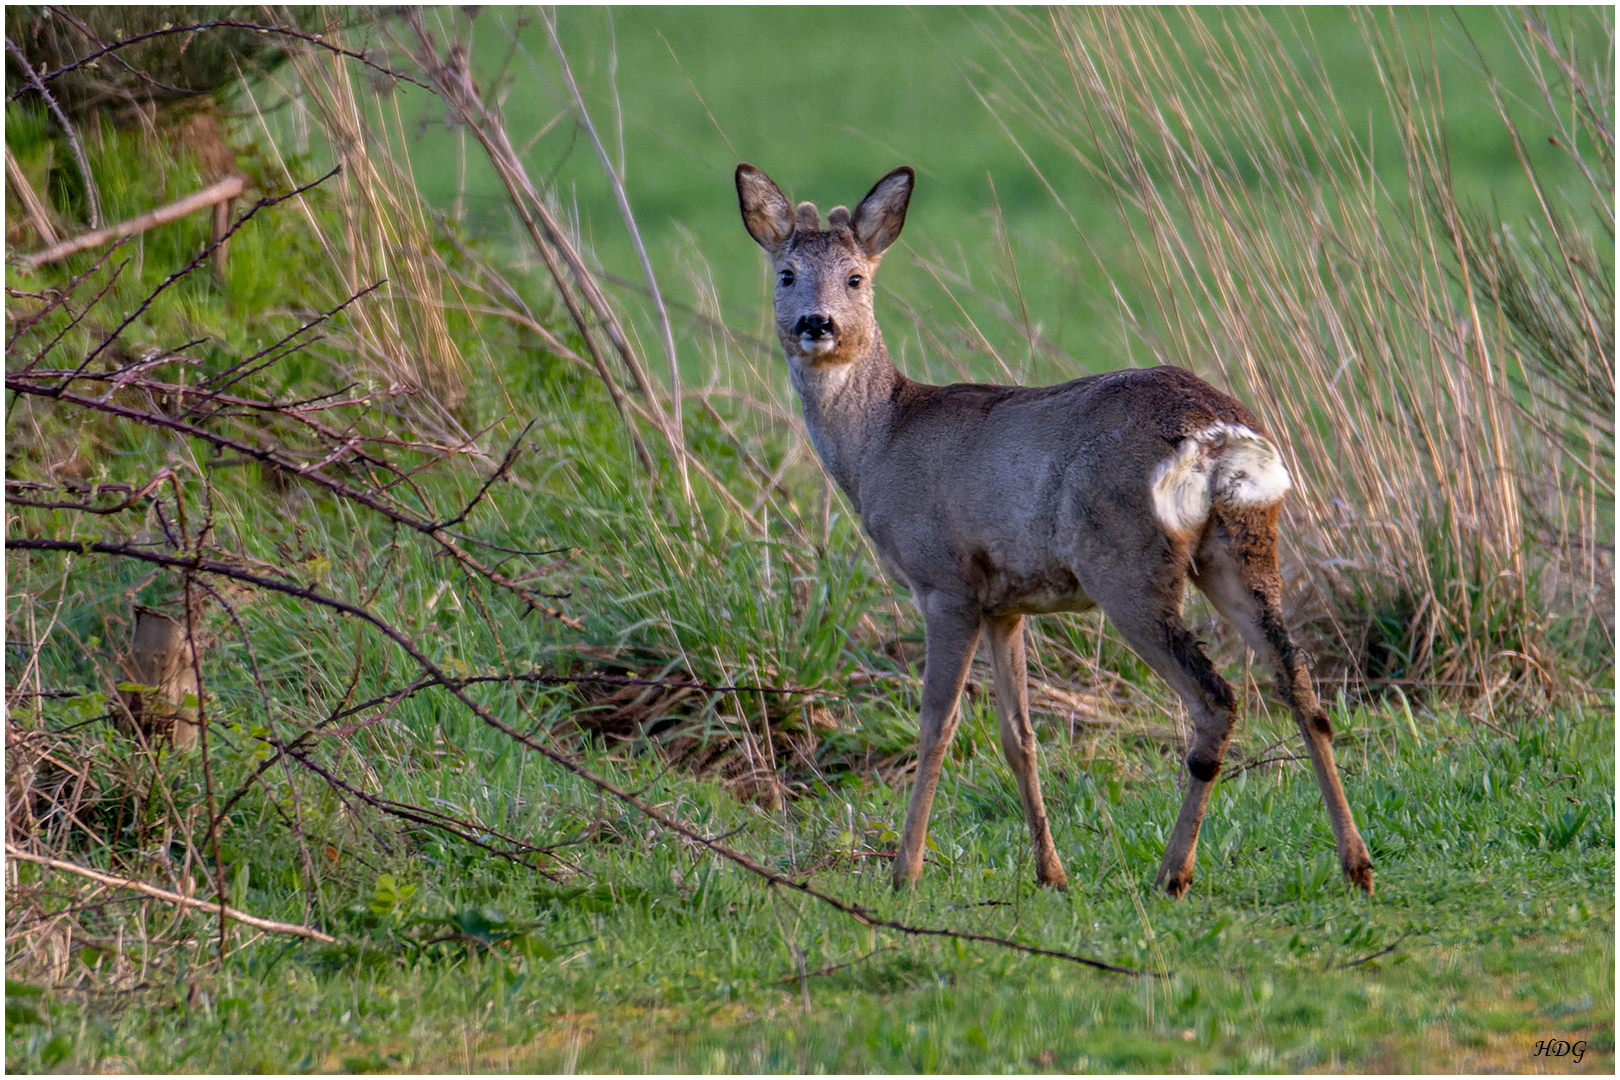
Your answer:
847;274;863;289
779;269;795;287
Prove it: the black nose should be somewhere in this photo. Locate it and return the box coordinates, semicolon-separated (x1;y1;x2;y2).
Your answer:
795;314;838;339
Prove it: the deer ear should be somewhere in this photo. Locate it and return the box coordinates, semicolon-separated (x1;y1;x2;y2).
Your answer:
736;164;795;254
850;166;914;257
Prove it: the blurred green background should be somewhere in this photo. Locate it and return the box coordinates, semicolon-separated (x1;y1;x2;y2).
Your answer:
331;6;1599;387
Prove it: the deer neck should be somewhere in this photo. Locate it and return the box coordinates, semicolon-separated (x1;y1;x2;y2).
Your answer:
789;337;901;513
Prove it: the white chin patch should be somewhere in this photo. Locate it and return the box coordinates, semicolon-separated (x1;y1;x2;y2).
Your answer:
798;335;838;359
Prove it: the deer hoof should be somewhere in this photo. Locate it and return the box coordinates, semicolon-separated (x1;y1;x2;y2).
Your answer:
891;857;923;891
1037;863;1069;891
1344;861;1374;896
1154;857;1193;899
1156;859;1194;898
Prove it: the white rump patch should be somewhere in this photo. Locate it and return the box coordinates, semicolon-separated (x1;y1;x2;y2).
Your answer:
1150;423;1292;537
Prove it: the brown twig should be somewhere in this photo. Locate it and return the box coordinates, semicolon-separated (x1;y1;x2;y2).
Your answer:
1335;931;1414;970
71;167;342;380
777;944;899;983
22;176;246;270
434;419;535;529
5;376;582;629
330;671;829;727
4;469;176;515
5;35;101;227
1233;753;1308;775
8;535;1143;977
6;18;430;100
212;668;829;834
188;281;387;406
4;844;334;943
42;6;202;99
283;750;565;880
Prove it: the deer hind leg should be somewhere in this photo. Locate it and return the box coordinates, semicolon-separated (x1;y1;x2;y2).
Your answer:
893;591;982;890
1191;509;1374;895
1096;564;1238;899
984;614;1068;889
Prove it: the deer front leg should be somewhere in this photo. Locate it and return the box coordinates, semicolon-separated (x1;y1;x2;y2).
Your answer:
893;593;981;890
984;614;1067;888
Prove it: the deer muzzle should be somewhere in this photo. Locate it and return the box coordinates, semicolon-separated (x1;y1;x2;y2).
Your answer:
794;314;840;357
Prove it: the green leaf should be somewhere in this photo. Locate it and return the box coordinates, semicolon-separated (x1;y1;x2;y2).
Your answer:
232;859;251;908
5;1001;42;1032
369;874;399;916
41;1033;72;1067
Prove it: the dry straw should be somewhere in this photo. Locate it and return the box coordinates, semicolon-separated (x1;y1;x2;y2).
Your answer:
973;7;1611;707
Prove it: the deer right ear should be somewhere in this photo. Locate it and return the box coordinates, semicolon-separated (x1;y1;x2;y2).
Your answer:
851;166;914;257
736;164;795;255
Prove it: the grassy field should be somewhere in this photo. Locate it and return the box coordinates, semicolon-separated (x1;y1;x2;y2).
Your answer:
4;5;1613;1074
7;703;1614;1072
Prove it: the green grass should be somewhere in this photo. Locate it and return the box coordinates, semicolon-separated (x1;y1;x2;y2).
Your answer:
6;700;1611;1072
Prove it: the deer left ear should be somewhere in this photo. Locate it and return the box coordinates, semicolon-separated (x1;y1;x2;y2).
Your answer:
850;166;914;257
736;164;795;255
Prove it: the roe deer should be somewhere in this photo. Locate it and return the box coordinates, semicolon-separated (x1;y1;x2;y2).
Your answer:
736;163;1374;898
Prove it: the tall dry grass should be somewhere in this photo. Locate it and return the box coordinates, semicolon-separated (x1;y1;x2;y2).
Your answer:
223;6;1608;752
968;7;1612;712
244;8;471;441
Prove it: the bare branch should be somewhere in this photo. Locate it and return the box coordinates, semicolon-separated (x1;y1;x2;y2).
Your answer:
7;535;1142;977
434;418;535;529
283;749;565;879
4;843;334;943
6;18;430;101
5;377;582;628
5;35;101;227
22;176;246;270
69;166;342;378
4;469;175;515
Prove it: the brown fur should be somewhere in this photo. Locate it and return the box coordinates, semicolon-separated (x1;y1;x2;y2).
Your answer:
737;163;1373;898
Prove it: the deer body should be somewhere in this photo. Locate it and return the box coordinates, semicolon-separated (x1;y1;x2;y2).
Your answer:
737;164;1373;898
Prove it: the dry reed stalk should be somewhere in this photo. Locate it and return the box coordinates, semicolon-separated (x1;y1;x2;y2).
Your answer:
977;7;1611;699
5;844;335;943
272;16;470;435
5;144;59;246
540;7;693;505
396;11;694;495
